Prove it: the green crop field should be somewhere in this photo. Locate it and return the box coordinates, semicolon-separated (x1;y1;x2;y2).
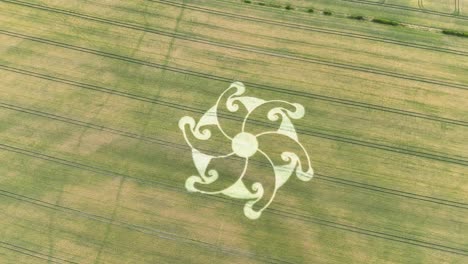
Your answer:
0;0;467;263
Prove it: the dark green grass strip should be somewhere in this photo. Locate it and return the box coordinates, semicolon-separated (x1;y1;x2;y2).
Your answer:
348;15;365;20
371;18;400;26
3;1;468;90
442;29;468;38
339;0;468;20
152;0;468;56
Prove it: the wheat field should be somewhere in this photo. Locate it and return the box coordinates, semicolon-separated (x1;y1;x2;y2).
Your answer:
0;0;467;263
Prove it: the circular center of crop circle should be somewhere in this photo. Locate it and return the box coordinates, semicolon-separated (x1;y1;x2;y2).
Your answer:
232;132;258;158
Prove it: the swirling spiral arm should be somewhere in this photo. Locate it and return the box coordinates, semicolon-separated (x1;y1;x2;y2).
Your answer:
185;151;226;193
241;100;304;133
242;149;289;219
178;116;232;159
179;116;208;150
212;82;248;140
256;131;314;181
186;157;259;199
219;158;262;199
178;83;248;158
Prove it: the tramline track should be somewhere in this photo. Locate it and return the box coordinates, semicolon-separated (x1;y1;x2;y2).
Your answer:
2;1;468;90
0;144;467;257
0;101;467;210
0;241;77;264
340;0;468;19
153;0;468;56
2;64;466;127
1;64;467;166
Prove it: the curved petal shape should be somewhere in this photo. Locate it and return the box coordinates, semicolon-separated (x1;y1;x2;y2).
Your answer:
186;155;263;206
179;115;233;157
235;144;314;220
214;82;250;139
242;149;312;219
243;182;265;220
242;100;304;138
185;150;234;192
179;83;247;156
256;132;314;182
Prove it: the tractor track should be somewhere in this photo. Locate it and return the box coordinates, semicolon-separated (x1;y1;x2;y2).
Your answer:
0;100;467;210
1;64;467;167
2;64;467;127
0;145;467;257
340;0;468;20
0;241;77;264
0;190;292;264
2;1;468;90
152;0;468;56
